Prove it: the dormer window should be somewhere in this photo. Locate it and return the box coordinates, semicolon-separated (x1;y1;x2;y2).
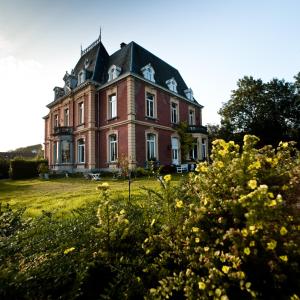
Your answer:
166;78;177;93
141;64;155;82
184;88;193;100
108;65;121;82
78;70;85;85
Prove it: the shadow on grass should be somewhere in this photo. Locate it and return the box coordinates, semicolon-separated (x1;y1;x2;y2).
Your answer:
0;179;34;194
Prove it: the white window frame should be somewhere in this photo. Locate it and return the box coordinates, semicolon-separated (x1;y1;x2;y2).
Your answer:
54;114;59;127
77;139;85;163
190;139;198;160
146;92;155;118
171;101;179;124
146;133;156;161
108;94;117;119
171;136;180;165
108;65;121;82
166;78;177;93
64;108;69;126
78;102;84;125
189;108;195;125
202;138;207;160
109;134;118;162
61;140;71;163
141;63;155;82
78;70;85;85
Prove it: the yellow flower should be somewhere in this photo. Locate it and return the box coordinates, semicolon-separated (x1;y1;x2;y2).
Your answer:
120;209;126;215
195;237;200;243
97;182;110;191
248;179;257;190
215;288;222;297
204;246;210;252
196;164;208;173
192;227;199;233
216;161;224;168
279;255;288;262
64;247;75;254
241;228;248;237
222;265;230;274
218;149;228;157
250;241;255;247
268;200;277;207
163;174;171;182
198;282;206;290
248;161;261;170
267;240;277;250
175;200;183;208
280;142;289;148
244;247;251;255
249;225;256;233
280;226;288;236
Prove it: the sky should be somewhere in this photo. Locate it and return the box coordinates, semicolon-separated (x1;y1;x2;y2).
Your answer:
0;0;299;151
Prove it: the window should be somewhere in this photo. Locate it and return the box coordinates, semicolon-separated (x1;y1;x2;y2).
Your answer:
147;133;156;160
166;78;177;93
171;137;179;165
78;102;84;124
109;134;118;162
141;64;155;82
146;93;155;118
108;94;117;119
189;109;195;125
53;141;58;163
190;140;198;160
78;71;85;85
184;88;193;100
61;140;70;163
54;114;59;127
171;102;179;124
202;138;206;160
64;108;69;126
78;139;85;163
108;65;121;82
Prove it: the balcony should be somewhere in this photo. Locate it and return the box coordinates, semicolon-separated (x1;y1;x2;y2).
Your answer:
187;125;208;134
53;126;73;136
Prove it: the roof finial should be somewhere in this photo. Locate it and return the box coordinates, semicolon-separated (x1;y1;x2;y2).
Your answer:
80;44;83;56
99;26;102;42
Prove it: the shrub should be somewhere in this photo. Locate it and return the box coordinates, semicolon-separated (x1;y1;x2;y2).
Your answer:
143;136;300;299
160;164;177;174
0;158;9;179
9;159;48;179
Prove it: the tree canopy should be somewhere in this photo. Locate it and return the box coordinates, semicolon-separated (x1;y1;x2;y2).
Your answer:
218;73;300;147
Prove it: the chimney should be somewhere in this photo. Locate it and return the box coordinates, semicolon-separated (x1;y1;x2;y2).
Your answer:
120;42;127;49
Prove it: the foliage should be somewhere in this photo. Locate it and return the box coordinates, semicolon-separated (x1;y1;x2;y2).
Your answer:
0;158;9;179
117;154;129;178
143;136;300;299
219;75;300;147
38;162;49;174
9;158;48;179
176;121;195;161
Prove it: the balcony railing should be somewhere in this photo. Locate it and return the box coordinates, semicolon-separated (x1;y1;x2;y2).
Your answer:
53;126;73;135
187;125;208;134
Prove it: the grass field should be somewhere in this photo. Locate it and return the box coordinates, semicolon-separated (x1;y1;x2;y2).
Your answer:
0;175;183;218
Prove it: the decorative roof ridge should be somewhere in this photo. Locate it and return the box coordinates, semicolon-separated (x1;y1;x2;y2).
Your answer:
81;37;101;57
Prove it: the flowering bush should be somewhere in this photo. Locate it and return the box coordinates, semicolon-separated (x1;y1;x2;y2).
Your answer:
144;135;300;299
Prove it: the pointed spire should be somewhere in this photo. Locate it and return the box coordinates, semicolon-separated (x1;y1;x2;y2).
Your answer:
99;26;102;42
80;44;83;56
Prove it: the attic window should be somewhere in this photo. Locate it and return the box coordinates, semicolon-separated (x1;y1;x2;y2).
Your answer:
166;78;177;93
141;64;155;82
184;88;193;100
78;70;85;85
108;65;121;82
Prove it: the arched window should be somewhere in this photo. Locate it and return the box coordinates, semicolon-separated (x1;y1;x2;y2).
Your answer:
141;64;155;82
108;65;121;82
166;78;177;93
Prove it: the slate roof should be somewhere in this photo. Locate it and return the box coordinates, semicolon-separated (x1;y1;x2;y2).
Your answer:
49;39;200;106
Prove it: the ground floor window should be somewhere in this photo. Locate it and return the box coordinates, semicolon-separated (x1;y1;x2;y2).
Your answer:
53;142;58;163
78;139;85;163
147;133;156;160
202;138;206;160
109;134;118;162
190;140;198;160
61;140;71;163
171;137;179;165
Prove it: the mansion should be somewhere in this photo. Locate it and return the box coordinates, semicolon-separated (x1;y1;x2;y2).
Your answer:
44;35;208;172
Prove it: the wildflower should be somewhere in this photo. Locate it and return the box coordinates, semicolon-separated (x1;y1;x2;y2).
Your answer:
64;247;75;254
97;182;110;191
279;255;288;262
249;225;256;233
204;246;209;252
267;240;277;250
198;282;206;290
280;226;288;236
250;241;255;247
241;228;248;237
196;164;208;173
215;288;222;297
277;194;283;203
163;174;171;182
280;142;289;148
218;149;228;157
248;179;257;190
248;161;261;170
245;282;251;289
222;265;230;274
195;237;200;243
192;227;199;233
244;247;251;255
120;209;126;215
268;200;277;207
175;199;183;208
216;161;224;168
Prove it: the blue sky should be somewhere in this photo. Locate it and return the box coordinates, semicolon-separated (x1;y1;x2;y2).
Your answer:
0;0;299;151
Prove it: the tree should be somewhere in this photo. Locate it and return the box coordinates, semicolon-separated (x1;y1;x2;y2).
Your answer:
176;122;194;161
219;75;300;147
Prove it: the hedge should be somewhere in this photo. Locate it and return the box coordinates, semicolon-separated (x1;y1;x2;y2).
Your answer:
9;159;48;180
0;159;9;179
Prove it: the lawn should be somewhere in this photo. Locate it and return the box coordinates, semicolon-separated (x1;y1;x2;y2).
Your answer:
0;175;183;218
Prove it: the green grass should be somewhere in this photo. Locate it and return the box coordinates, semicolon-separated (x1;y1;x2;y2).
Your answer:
0;175;183;218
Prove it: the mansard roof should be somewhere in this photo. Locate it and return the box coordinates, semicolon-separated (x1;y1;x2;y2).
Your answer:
48;38;200;107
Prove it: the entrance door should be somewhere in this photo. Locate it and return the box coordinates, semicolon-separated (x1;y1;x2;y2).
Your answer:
171;137;179;165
